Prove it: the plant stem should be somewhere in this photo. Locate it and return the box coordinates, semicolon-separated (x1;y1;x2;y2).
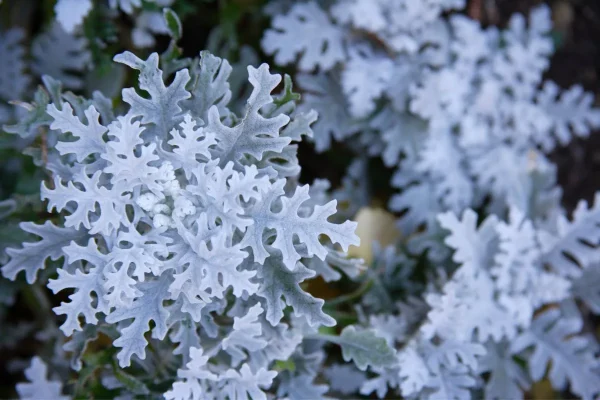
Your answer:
325;279;374;307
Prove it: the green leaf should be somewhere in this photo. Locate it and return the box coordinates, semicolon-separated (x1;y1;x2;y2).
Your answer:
274;359;296;373
163;8;182;41
75;347;118;398
112;360;151;395
272;74;301;110
337;325;398;371
318;325;336;336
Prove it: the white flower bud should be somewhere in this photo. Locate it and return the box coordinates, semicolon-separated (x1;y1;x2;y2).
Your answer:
136;192;160;212
173;197;196;219
152;214;172;229
152;203;171;215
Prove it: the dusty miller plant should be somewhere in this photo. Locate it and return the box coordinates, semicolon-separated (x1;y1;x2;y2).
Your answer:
3;1;600;399
262;0;600;399
1;9;370;400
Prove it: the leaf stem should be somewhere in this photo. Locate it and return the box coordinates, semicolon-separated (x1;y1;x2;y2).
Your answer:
325;278;374;307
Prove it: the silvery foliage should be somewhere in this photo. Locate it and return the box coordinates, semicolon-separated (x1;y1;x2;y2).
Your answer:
263;0;600;258
54;0;172;48
2;44;360;398
16;357;69;400
0;23;89;128
31;23;91;90
0;28;29;123
264;1;600;399
1;0;194;131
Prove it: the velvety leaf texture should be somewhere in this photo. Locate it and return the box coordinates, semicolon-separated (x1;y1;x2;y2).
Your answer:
5;1;600;399
4;44;359;400
338;325;398;371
